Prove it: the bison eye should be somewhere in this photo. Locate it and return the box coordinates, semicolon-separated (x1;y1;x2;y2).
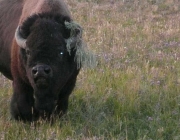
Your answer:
58;51;64;59
59;52;64;56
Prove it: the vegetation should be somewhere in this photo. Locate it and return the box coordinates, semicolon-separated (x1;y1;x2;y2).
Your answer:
1;0;180;139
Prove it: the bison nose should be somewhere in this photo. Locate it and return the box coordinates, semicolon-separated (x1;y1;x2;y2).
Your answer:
32;65;52;77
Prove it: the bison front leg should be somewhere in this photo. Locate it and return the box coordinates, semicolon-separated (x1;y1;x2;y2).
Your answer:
10;80;38;122
55;78;77;117
55;96;69;117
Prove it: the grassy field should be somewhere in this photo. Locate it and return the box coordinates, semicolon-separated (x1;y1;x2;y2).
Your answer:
1;0;180;139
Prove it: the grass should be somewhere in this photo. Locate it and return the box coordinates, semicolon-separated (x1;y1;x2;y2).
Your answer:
1;0;180;139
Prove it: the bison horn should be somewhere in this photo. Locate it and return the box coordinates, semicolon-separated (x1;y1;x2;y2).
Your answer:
15;26;27;49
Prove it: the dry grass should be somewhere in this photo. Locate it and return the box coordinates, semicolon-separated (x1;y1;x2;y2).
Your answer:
0;0;180;139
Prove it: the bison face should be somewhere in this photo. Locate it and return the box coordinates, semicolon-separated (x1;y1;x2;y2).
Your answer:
15;14;81;114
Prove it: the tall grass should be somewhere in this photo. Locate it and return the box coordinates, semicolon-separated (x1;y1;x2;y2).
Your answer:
0;0;180;139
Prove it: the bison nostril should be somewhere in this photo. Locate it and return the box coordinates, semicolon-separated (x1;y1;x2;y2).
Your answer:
32;67;38;75
32;65;52;77
44;67;51;75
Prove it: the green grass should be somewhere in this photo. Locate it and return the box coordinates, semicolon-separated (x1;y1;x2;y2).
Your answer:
1;0;180;139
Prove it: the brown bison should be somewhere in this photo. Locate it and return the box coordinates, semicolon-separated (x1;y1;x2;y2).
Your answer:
0;0;91;121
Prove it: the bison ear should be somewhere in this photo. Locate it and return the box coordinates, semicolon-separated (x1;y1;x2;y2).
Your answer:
64;21;83;54
15;26;27;49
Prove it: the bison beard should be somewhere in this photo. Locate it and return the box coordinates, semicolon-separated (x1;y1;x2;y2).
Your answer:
10;13;81;122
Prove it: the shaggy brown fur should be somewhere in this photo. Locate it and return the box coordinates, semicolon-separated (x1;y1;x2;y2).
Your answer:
0;0;83;122
0;0;22;79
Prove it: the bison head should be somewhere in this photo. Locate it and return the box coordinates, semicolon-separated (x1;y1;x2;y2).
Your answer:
15;13;82;114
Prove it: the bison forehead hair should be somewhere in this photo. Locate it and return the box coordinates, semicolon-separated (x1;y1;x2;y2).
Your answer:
19;13;74;65
20;13;71;41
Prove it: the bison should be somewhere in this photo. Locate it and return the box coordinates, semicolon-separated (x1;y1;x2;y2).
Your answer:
0;0;93;122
